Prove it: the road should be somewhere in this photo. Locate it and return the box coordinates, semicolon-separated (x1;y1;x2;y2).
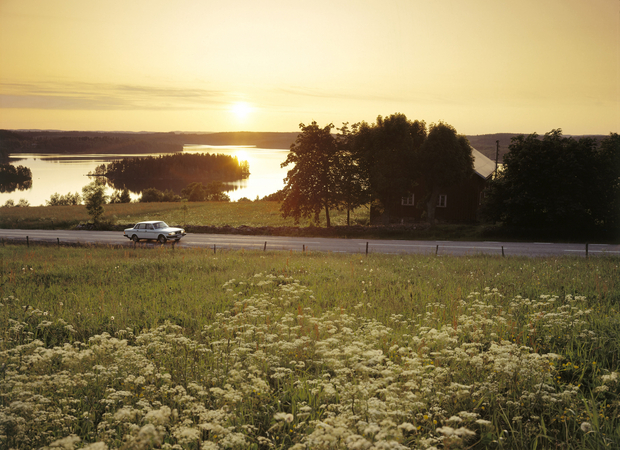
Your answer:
1;229;618;257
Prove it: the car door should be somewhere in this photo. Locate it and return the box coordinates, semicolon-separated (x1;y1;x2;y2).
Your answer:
145;223;155;239
137;224;148;239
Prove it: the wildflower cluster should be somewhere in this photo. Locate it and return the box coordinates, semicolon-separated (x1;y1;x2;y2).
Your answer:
1;276;618;449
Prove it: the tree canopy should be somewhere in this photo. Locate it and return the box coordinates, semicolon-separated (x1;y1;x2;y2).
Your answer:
481;130;620;237
280;122;341;226
417;122;474;226
352;114;426;224
82;179;108;224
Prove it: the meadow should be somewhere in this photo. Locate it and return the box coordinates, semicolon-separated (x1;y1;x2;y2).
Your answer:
0;201;368;230
0;243;619;449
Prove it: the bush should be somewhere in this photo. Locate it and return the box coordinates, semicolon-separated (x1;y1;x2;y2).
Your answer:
46;192;81;206
139;188;181;203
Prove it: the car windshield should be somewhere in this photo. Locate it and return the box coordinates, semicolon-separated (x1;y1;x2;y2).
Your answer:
153;222;168;229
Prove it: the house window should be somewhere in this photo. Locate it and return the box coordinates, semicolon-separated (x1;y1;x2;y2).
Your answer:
436;194;447;208
401;194;414;206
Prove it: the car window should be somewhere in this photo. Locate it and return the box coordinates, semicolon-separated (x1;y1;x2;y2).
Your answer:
155;222;167;229
147;224;154;230
137;224;144;229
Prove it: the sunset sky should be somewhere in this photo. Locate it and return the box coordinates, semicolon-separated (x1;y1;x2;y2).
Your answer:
0;0;618;135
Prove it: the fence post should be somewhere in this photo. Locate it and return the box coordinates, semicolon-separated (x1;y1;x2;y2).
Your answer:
502;246;504;257
586;243;589;258
435;245;439;256
57;237;60;248
213;244;216;254
27;236;29;248
264;241;267;251
303;244;305;252
366;242;369;255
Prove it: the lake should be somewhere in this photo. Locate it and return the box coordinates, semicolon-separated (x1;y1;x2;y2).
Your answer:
0;145;290;207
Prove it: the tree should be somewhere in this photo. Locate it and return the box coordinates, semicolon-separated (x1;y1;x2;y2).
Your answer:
110;187;131;204
181;181;230;202
352;114;426;224
334;123;369;225
281;122;340;227
593;133;620;234
417;122;474;226
481;129;617;236
139;188;164;203
204;182;231;202
181;182;207;201
46;192;81;206
82;179;108;224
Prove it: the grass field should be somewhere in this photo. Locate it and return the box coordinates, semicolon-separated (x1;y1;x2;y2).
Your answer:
0;201;371;230
1;243;619;449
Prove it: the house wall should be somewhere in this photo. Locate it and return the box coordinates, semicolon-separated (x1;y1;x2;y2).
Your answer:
391;176;488;223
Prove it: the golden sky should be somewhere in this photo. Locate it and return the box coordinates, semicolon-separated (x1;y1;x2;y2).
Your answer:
0;0;618;135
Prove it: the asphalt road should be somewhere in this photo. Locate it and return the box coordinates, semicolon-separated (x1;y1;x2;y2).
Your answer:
1;229;618;257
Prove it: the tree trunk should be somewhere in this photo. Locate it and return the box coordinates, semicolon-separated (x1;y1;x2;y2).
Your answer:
325;203;331;227
382;203;391;225
426;188;440;227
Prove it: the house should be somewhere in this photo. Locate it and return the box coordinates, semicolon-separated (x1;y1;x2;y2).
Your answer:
375;148;496;224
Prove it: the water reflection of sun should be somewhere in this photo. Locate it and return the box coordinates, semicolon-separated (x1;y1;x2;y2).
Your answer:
234;149;250;163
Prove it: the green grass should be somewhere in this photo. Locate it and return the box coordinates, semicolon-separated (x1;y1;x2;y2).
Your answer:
0;201;371;229
1;244;619;448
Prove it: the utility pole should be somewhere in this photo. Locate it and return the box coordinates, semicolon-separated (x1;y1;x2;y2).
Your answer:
494;140;500;178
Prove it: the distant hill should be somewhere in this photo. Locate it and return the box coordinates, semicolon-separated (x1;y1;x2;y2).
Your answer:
0;130;300;154
464;134;519;163
179;132;299;149
1;130;609;160
464;133;608;163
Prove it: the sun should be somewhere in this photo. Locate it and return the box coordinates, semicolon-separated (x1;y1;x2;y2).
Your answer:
229;101;253;120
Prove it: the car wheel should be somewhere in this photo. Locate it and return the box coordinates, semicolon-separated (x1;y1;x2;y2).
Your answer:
158;234;167;244
132;235;139;242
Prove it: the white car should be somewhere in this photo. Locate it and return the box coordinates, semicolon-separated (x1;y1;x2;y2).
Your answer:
124;221;186;244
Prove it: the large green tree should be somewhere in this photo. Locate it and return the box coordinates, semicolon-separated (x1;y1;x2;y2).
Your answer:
352;114;426;224
595;133;620;233
481;129;619;236
417;122;474;226
281;122;340;227
334;123;369;225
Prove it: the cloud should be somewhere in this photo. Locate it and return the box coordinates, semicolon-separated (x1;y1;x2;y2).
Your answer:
0;81;228;111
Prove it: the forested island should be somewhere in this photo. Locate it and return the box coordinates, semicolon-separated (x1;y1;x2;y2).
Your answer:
91;153;250;193
0;163;32;193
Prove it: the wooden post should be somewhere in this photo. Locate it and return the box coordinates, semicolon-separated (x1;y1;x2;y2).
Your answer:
214;244;216;254
502;246;504;257
264;241;267;251
586;243;589;258
435;245;439;256
366;242;369;255
57;237;60;248
303;244;305;252
27;236;29;248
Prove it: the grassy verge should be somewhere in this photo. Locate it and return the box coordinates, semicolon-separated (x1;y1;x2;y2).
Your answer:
0;202;500;242
0;202;365;229
1;244;619;449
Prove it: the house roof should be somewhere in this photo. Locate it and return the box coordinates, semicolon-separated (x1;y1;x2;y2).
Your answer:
472;148;496;179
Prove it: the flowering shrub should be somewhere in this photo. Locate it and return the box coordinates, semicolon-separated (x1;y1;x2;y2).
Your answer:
1;275;619;449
